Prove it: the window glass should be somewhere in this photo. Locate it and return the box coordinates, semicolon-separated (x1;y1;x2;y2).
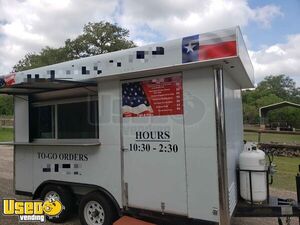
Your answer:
31;105;55;139
57;101;98;139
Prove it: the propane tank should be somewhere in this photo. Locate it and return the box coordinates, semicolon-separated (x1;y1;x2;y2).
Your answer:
239;142;267;203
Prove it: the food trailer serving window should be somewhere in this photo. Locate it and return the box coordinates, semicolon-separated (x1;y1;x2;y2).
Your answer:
31;105;55;139
57;101;98;139
31;99;99;140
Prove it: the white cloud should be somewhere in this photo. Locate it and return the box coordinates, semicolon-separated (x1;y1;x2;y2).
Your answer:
250;34;300;85
251;5;282;28
0;0;284;77
0;0;118;73
117;0;282;40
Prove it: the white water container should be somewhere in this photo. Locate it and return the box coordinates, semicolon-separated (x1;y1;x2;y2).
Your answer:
239;143;267;202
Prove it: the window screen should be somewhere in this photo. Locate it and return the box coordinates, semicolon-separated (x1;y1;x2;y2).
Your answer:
31;105;55;139
57;101;98;139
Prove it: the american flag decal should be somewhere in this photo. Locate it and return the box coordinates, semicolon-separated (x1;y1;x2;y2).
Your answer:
122;76;183;117
4;73;16;86
122;82;154;117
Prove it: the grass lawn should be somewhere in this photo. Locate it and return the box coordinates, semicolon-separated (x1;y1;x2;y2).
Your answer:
244;132;300;144
270;156;299;192
0;127;13;142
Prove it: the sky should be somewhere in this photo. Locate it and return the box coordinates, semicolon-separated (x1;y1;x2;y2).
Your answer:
0;0;299;86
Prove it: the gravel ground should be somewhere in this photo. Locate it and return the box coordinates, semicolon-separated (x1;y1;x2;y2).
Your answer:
0;145;298;225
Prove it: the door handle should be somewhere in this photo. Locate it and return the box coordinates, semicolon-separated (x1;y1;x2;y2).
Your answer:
122;148;129;152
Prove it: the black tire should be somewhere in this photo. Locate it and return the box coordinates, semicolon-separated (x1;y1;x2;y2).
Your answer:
79;191;115;225
40;185;73;223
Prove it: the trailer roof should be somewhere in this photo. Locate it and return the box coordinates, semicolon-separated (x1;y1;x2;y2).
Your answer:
0;26;254;94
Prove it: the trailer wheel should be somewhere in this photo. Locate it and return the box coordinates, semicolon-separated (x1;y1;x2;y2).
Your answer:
40;185;73;223
79;192;115;225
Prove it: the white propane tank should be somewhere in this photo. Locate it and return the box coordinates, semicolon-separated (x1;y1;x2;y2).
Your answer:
239;142;267;203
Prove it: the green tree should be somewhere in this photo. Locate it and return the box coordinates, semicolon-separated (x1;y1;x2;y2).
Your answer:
257;75;300;103
65;22;136;58
243;104;258;124
13;21;136;72
255;94;283;108
0;95;13;115
13;47;70;72
242;75;300;127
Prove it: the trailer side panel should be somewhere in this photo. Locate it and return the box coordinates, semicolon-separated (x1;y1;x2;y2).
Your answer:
223;71;243;216
183;67;219;222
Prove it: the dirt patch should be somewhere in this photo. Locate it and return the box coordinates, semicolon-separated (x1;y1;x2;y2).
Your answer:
0;145;13;180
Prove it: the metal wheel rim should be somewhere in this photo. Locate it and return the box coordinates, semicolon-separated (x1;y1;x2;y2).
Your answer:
84;200;105;225
44;191;60;201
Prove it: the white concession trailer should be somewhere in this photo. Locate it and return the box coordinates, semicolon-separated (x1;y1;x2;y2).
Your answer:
0;27;255;225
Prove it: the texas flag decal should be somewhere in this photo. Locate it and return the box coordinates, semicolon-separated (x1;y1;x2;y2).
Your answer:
182;35;200;63
182;32;237;63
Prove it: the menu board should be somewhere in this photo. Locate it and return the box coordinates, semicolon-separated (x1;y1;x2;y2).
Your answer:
122;75;183;117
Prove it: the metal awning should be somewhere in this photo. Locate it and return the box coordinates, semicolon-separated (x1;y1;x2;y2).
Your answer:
0;78;97;95
259;101;300;117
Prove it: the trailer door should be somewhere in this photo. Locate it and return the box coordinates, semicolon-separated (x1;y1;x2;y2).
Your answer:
121;74;187;215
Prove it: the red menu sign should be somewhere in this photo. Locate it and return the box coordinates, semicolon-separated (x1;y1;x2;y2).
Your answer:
122;75;183;117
